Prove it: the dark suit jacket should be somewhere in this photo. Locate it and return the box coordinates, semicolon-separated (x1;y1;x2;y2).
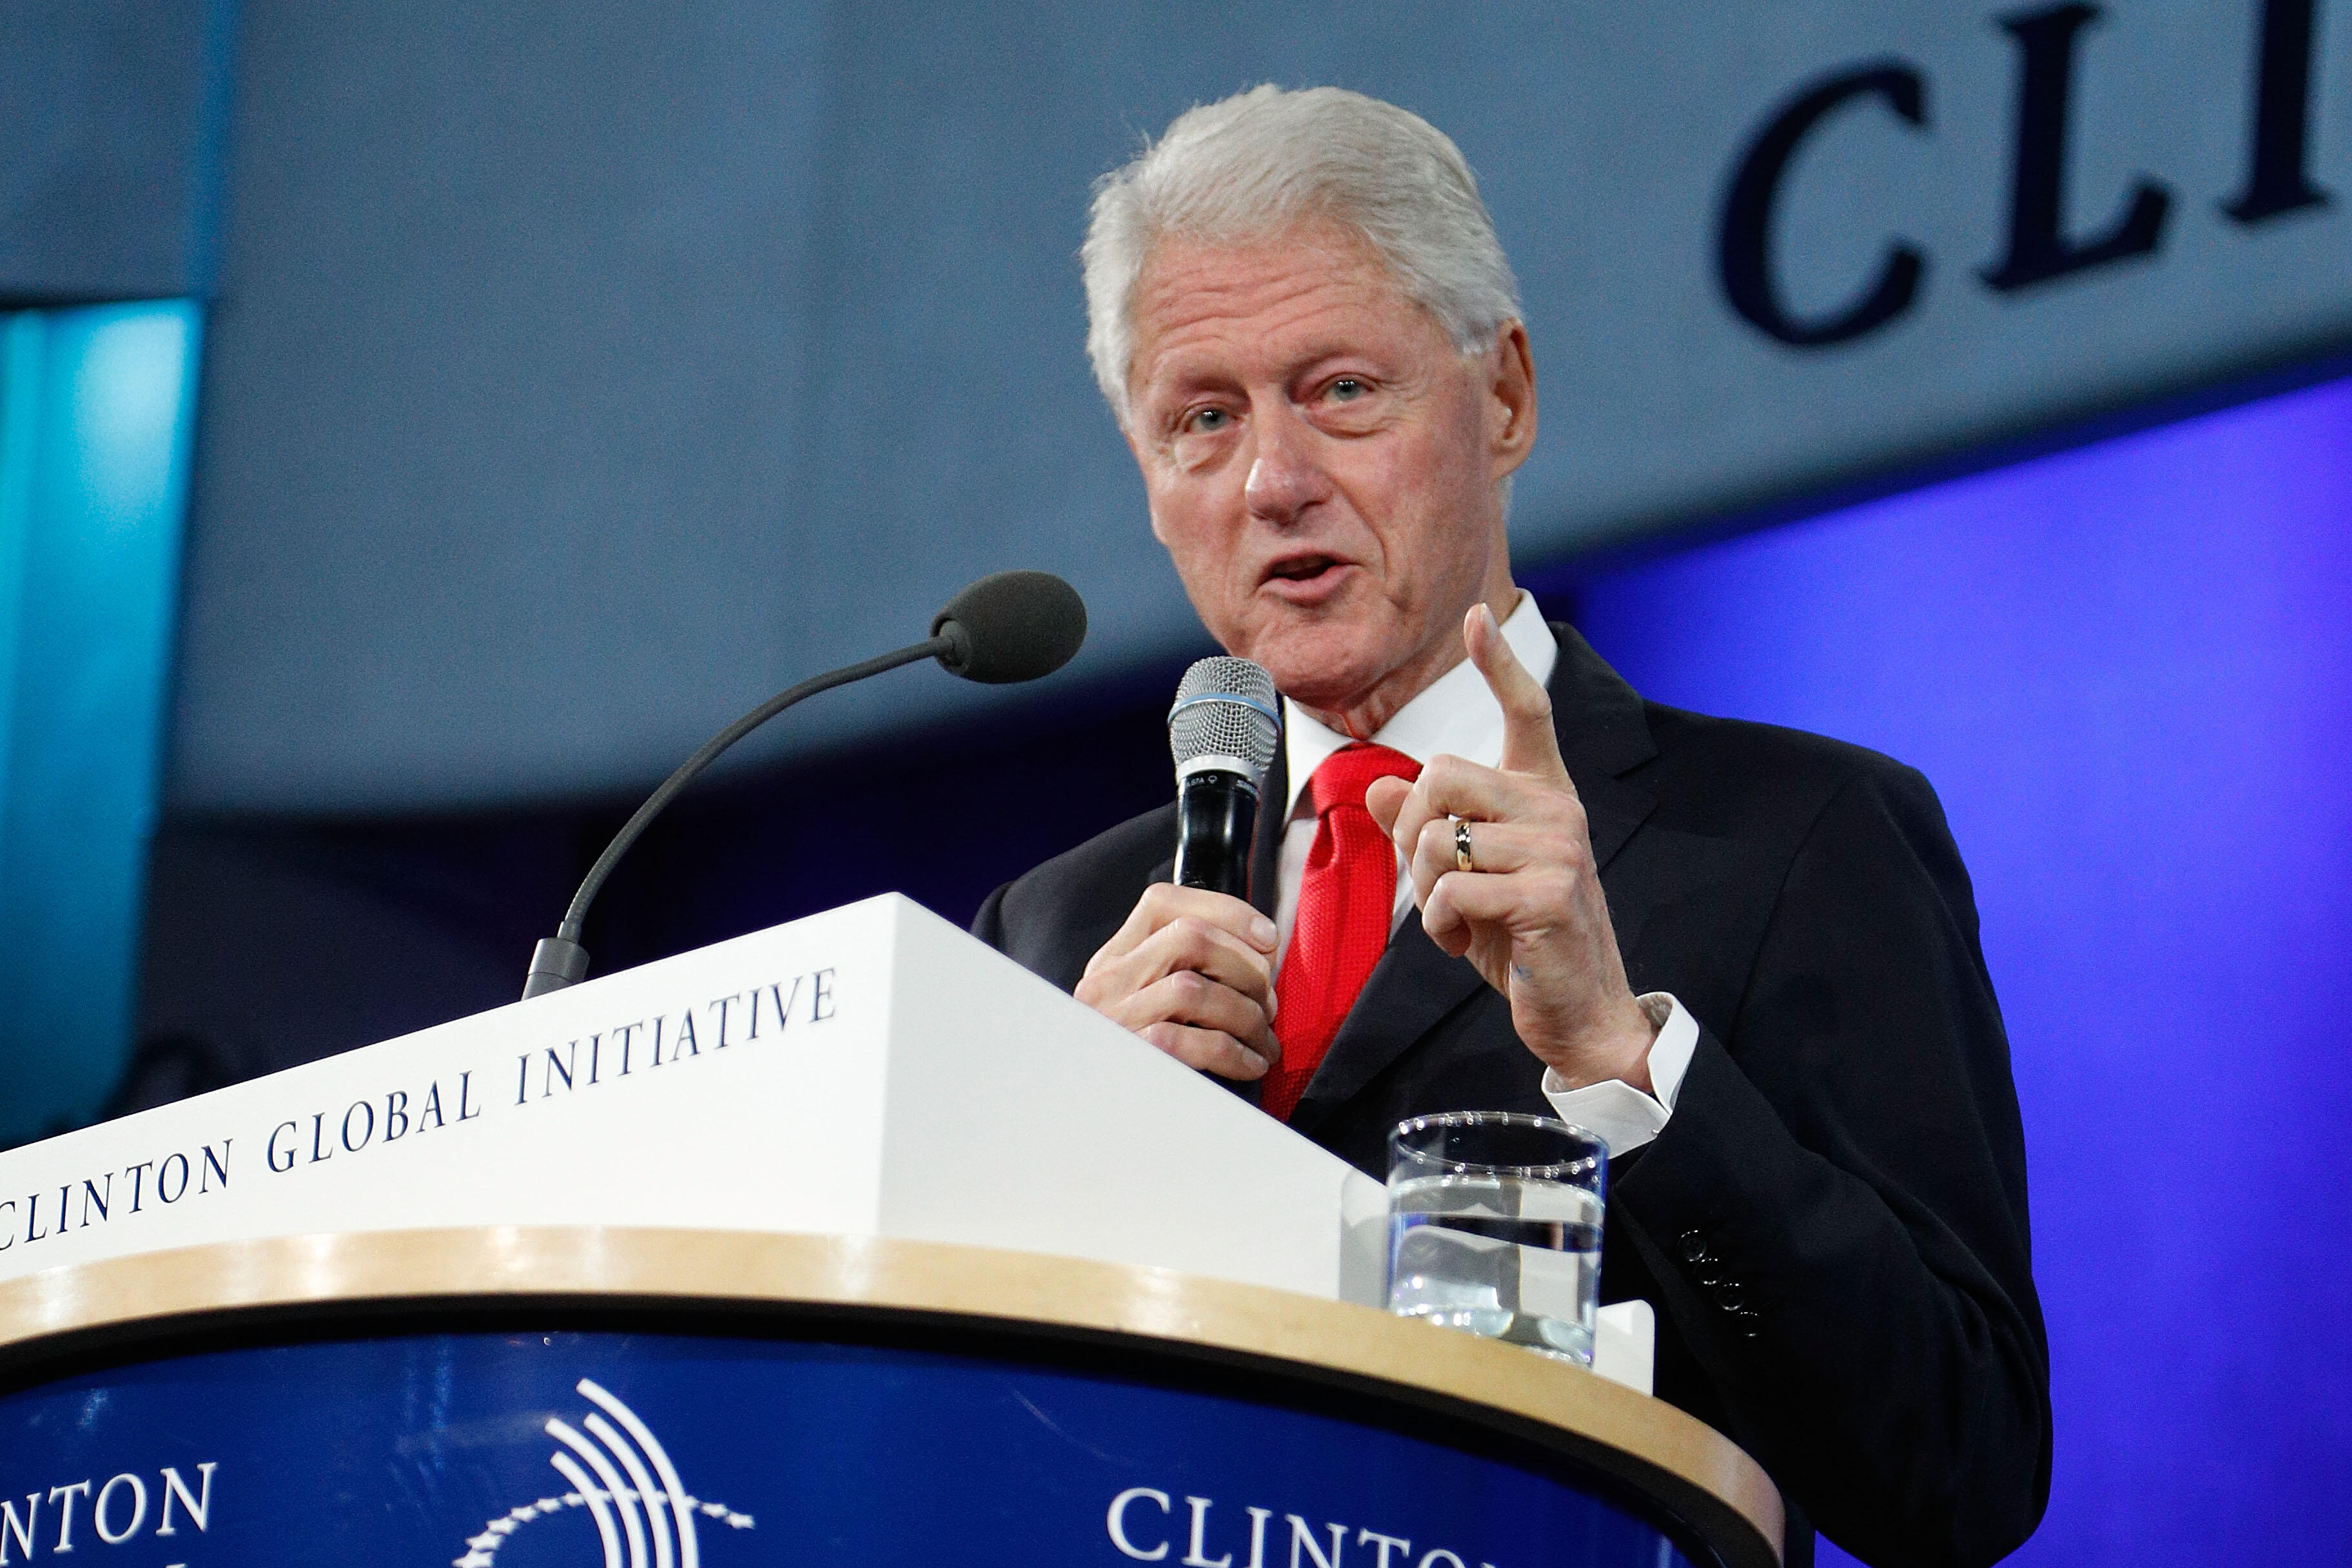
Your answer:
974;625;2050;1568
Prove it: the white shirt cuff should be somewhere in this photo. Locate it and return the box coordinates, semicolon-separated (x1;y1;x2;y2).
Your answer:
1540;993;1699;1157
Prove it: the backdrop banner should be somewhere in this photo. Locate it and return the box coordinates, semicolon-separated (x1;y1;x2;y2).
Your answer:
161;1;2352;812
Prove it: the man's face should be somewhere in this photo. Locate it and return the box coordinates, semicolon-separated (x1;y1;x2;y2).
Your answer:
1122;221;1533;729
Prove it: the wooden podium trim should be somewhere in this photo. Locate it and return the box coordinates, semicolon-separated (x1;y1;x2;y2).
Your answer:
0;1227;1780;1567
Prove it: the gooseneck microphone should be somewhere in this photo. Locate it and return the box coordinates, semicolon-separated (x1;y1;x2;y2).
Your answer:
520;569;1088;999
1168;656;1280;899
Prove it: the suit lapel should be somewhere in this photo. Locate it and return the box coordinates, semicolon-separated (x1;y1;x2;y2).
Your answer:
1288;622;1660;1133
1286;908;1482;1134
1550;622;1658;873
1250;728;1287;917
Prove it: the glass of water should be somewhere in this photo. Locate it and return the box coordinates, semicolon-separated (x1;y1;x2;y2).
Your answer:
1386;1112;1607;1366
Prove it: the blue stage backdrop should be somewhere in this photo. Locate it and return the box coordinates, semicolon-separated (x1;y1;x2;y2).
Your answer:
1565;373;2352;1567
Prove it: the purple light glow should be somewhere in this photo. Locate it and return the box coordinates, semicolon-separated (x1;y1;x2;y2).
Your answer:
1574;377;2352;1565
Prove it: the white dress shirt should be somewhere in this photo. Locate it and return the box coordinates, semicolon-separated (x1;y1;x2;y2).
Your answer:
1271;592;1696;1155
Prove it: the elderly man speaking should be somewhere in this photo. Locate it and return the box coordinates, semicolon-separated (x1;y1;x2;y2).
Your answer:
975;86;2048;1568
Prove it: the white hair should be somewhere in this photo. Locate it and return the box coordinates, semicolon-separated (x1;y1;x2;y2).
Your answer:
1083;84;1522;427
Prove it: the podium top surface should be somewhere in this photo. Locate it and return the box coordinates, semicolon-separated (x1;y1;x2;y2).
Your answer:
0;1225;1781;1567
0;896;1382;1304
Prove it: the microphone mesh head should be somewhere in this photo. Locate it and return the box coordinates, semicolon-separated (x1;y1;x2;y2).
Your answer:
1169;656;1280;781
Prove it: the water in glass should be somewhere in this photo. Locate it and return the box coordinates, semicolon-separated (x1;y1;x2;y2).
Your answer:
1387;1170;1603;1364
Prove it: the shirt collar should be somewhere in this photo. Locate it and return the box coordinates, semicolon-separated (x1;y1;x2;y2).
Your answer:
1280;591;1560;820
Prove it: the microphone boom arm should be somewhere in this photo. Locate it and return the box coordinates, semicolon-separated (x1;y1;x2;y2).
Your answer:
520;633;953;999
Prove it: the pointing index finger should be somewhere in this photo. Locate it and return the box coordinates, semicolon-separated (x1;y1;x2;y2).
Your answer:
1466;602;1571;785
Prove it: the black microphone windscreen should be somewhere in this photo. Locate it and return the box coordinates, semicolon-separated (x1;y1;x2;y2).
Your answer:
931;570;1088;684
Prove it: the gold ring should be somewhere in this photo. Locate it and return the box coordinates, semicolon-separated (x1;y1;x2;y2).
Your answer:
1454;818;1476;873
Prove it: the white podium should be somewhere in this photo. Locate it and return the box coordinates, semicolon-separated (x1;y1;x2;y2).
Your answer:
0;896;1389;1300
0;896;1778;1568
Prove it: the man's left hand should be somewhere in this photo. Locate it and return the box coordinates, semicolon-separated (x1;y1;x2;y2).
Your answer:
1364;604;1659;1093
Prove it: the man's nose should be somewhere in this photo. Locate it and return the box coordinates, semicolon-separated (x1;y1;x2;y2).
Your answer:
1242;406;1331;525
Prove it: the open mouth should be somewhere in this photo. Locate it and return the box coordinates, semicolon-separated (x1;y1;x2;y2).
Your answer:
1265;554;1346;585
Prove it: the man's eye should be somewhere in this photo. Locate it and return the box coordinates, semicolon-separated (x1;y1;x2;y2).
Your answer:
1328;377;1366;402
1186;407;1231;433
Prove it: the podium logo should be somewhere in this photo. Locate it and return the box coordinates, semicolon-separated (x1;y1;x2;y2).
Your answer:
452;1379;754;1568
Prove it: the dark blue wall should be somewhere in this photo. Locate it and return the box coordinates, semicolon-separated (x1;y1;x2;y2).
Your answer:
1573;373;2352;1566
0;0;233;301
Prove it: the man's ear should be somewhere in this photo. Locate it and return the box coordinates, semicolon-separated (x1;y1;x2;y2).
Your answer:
1486;320;1537;481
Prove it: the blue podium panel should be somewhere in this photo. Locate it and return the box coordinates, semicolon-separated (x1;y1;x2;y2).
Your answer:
0;1331;1694;1568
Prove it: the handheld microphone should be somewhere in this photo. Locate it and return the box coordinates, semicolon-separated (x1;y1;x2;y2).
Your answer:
1168;656;1280;899
521;569;1087;999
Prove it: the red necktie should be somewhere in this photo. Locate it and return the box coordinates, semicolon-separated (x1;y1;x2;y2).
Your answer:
1262;744;1422;1122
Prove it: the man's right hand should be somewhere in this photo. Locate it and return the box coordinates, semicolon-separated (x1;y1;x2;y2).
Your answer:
1074;884;1282;1081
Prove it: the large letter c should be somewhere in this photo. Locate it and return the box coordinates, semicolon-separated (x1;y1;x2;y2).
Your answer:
1108;1489;1173;1560
1718;63;1930;347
